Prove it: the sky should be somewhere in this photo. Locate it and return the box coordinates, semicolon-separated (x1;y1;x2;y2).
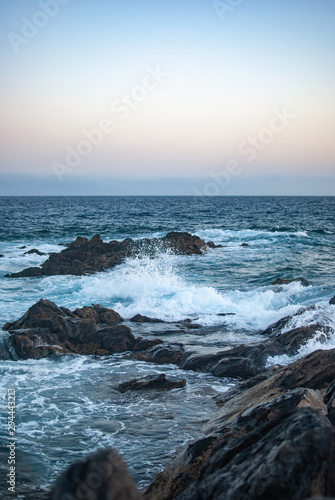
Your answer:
1;0;335;195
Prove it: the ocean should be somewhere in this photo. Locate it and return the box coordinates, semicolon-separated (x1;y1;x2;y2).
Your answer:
1;195;335;494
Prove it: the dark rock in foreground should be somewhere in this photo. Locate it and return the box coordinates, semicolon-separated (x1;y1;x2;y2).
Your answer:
2;299;161;360
145;349;335;500
48;447;142;500
330;295;335;305
6;232;210;278
271;276;310;286
118;374;186;393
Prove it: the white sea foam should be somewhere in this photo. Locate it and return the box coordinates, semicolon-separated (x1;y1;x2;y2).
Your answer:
62;255;311;331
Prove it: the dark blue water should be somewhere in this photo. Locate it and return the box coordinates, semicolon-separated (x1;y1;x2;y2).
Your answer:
0;196;335;493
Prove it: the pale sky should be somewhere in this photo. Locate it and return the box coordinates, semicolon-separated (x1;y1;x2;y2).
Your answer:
1;0;335;194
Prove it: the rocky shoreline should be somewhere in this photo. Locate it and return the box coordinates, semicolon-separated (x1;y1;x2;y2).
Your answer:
2;294;335;499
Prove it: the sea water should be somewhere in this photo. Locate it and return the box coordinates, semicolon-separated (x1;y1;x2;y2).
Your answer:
0;196;334;493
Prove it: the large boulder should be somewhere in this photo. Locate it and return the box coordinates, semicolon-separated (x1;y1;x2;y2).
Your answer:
48;447;142;500
177;408;333;500
204;348;335;433
144;388;328;500
6;232;210;278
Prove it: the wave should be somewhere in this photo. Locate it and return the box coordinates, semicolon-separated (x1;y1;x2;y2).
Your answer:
40;255;319;332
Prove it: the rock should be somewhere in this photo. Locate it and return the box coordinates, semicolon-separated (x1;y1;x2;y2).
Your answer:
131;343;187;366
144;389;329;500
74;304;123;324
177;408;334;500
24;249;46;256
2;299;158;360
0;254;4;258
217;313;236;317
180;324;332;380
130;314;164;323
261;305;316;337
241;242;249;247
206;241;223;249
48;447;142;500
330;296;335;305
204;348;335;433
6;232;210;278
118;374;186;393
271;277;310;286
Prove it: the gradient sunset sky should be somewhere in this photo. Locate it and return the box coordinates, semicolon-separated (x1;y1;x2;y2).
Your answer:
1;0;335;195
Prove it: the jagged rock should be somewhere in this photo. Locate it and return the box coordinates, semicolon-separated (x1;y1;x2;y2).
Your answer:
271;277;310;286
144;389;328;500
24;249;46;256
48;447;142;500
204;348;335;434
6;232;209;278
130;314;164;323
131;343;187;366
330;296;335;305
178;408;333;500
118;374;186;393
261;305;316;337
74;304;123;324
180;324;332;380
2;299;158;360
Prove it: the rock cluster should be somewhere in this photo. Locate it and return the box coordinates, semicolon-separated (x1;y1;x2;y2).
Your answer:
2;299;161;359
5;232;211;278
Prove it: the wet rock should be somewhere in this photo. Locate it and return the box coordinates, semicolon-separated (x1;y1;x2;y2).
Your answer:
261;305;316;337
240;242;249;247
207;241;223;249
204;348;335;433
48;447;142;500
180;324;332;380
118;374;186;393
178;408;333;500
145;389;328;500
24;249;46;256
130;314;164;323
2;299;158;360
6;232;210;278
131;343;187;366
271;276;310;286
74;304;123;324
217;312;236;317
0;254;4;258
330;296;335;305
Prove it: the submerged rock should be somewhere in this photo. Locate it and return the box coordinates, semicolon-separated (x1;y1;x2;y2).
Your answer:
48;447;142;500
271;276;310;286
24;248;46;256
6;232;210;278
130;314;164;323
2;299;160;360
118;374;186;393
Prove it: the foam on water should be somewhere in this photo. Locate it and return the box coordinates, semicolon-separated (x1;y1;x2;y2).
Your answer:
0;355;232;489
